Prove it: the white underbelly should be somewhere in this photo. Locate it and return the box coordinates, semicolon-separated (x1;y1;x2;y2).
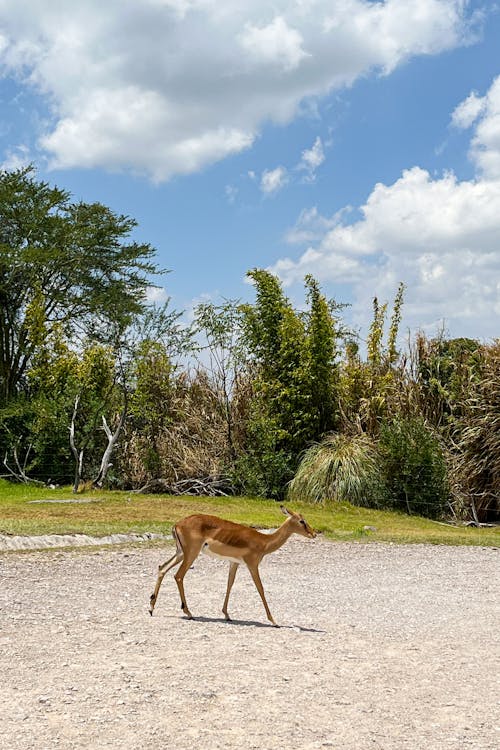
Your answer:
202;544;241;565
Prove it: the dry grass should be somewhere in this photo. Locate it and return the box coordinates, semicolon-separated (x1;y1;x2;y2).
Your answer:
451;342;500;521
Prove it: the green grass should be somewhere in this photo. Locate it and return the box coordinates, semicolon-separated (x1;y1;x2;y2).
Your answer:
0;479;498;547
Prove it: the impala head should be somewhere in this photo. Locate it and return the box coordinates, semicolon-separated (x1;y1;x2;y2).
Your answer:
280;505;316;538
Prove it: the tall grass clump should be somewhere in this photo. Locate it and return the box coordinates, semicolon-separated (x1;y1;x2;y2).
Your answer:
451;342;500;522
287;432;387;506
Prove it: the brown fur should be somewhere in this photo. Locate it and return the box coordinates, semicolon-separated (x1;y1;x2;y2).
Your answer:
148;506;316;626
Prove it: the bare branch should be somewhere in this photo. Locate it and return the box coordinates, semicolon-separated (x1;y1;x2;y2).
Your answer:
69;395;84;493
92;406;127;489
3;446;44;485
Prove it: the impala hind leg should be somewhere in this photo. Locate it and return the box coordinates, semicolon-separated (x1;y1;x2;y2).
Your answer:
149;550;183;615
222;562;239;621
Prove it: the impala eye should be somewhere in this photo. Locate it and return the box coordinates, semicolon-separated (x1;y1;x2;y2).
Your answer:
300;519;306;526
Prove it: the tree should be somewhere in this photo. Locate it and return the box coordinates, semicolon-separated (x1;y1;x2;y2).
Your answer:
194;299;245;460
240;269;288;383
0;165;162;405
304;274;339;436
237;270;342;497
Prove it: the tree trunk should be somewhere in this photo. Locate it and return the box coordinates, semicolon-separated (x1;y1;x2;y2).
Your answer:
69;395;84;493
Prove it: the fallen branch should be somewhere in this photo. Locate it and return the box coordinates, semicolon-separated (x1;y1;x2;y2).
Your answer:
133;475;234;496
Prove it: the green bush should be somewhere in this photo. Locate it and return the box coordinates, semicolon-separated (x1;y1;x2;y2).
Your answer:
231;448;295;500
379;417;449;518
230;413;296;499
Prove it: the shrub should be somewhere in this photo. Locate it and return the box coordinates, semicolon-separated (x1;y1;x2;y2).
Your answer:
379;417;449;518
230;412;296;499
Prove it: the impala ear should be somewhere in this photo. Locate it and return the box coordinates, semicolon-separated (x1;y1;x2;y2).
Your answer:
280;505;292;517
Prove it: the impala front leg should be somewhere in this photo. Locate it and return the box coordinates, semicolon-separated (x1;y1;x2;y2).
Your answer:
222;562;239;621
247;562;278;627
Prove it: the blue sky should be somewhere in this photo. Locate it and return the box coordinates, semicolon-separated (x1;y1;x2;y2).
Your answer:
1;1;499;342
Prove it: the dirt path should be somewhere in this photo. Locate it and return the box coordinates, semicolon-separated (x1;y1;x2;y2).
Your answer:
0;538;498;749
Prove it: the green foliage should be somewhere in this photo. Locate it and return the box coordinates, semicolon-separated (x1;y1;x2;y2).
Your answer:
241;269;288;381
194;299;244;361
194;299;246;460
35;340;118;483
1;166;497;525
231;426;296;499
129;341;174;429
129;300;195;361
367;297;388;368
379;417;449;518
0;165;161;405
415;334;481;429
387;282;405;365
127;340;175;476
288;432;387;507
304;274;339;435
239;270;340;497
23;327;79;482
340;284;405;434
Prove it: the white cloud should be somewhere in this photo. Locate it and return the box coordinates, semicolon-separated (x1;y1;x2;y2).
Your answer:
253;136;325;198
450;76;500;181
0;143;31;171
239;16;309;72
145;285;170;305
225;184;238;204
260;165;288;194
469;76;500;180
270;76;500;339
297;136;325;181
285;205;350;244
451;91;485;129
0;0;475;180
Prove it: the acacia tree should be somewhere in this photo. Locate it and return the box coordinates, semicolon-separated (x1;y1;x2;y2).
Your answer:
0;165;162;405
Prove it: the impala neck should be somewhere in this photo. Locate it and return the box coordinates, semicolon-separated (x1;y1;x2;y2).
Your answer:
264;518;295;554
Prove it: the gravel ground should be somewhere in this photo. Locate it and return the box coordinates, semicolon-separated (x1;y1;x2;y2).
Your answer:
0;537;498;750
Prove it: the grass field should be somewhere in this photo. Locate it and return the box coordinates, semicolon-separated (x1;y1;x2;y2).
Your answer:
0;479;498;547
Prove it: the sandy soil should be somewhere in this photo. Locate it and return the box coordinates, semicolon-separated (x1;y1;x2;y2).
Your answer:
0;537;498;749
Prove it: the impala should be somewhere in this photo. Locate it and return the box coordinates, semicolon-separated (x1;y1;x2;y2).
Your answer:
148;505;316;626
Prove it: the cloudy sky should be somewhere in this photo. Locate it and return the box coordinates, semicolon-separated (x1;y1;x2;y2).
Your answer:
1;0;499;341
